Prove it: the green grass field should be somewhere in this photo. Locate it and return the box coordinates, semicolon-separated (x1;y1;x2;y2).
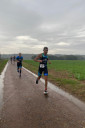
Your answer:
0;60;8;74
48;60;85;80
23;60;85;101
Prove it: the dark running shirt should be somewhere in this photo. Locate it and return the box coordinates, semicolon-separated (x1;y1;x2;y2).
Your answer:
39;53;48;68
16;56;23;64
13;56;16;60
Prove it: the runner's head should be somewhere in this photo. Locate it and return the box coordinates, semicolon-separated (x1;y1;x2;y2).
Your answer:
19;53;21;57
43;47;48;54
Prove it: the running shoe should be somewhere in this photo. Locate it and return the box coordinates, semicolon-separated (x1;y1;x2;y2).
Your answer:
36;79;38;84
44;90;48;94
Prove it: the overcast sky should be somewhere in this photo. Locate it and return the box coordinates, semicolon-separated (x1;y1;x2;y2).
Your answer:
0;0;85;55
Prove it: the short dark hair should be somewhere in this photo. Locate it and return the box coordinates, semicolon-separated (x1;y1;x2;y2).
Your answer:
43;47;48;51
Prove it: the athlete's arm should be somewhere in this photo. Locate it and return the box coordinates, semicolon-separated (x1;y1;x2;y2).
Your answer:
21;56;23;61
16;56;19;62
34;54;42;62
16;59;19;62
21;57;23;63
16;59;18;62
48;59;51;64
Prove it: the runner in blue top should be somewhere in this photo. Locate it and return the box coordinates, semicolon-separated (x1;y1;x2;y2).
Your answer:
16;53;23;77
34;47;51;94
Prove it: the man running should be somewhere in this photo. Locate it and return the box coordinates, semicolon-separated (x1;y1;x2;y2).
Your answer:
13;55;16;64
34;47;51;94
10;56;12;64
16;53;23;77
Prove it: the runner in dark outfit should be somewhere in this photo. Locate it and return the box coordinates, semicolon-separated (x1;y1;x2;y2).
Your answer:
34;47;51;94
16;53;23;77
10;56;12;64
13;56;16;64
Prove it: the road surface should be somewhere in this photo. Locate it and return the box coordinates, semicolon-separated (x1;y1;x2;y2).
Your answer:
0;62;85;128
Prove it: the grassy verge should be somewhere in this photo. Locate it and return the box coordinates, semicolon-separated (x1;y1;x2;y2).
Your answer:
0;60;8;74
23;60;85;102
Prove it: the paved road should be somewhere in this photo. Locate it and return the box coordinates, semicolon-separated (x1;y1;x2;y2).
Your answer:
0;62;85;128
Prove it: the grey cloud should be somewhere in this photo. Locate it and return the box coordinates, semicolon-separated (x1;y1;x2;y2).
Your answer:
0;0;85;54
0;0;42;36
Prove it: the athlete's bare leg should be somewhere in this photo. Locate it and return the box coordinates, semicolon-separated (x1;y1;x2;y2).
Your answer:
19;68;22;77
44;76;48;90
37;76;41;80
36;76;41;84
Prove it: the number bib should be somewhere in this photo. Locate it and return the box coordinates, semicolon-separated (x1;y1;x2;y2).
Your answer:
40;64;45;68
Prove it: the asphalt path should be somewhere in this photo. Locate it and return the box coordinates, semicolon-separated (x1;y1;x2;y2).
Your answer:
0;62;85;128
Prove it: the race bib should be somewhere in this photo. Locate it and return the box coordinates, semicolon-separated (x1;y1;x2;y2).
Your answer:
40;64;45;68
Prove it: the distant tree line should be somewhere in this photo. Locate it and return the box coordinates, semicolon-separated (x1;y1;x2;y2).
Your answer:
32;55;84;60
1;54;85;60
